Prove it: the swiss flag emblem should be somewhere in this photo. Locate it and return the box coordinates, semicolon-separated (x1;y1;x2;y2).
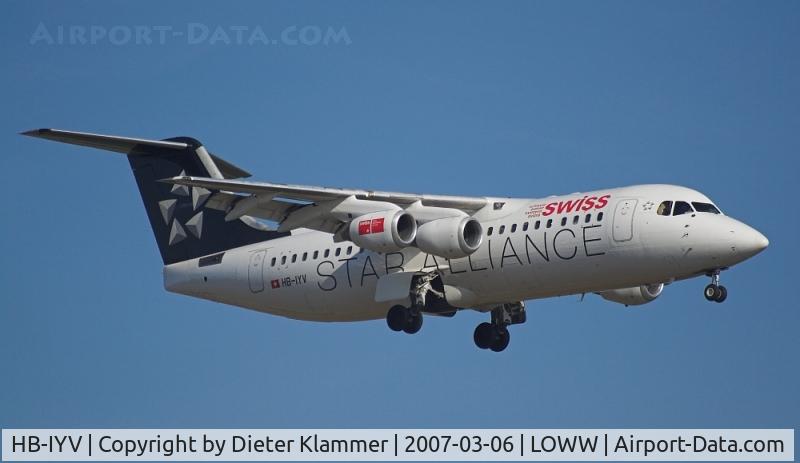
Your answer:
358;220;372;235
270;279;280;289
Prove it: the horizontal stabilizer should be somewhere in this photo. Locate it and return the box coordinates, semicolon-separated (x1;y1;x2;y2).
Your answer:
21;128;188;153
21;128;251;179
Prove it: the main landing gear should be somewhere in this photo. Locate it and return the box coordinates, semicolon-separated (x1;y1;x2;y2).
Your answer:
704;269;728;303
383;272;526;352
474;302;526;352
385;273;444;335
387;305;423;334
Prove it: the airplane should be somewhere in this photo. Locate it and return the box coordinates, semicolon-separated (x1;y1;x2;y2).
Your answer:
22;128;769;352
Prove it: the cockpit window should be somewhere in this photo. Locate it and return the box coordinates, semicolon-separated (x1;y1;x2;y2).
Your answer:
673;201;694;216
656;201;673;216
692;202;720;214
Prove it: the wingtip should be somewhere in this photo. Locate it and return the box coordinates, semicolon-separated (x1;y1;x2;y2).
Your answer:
20;128;51;137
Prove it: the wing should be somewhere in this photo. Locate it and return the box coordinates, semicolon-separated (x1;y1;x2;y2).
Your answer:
22;128;491;236
163;176;490;235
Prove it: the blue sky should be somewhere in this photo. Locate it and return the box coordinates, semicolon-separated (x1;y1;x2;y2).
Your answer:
1;0;798;432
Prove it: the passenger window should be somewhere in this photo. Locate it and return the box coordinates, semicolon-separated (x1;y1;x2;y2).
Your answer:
597;212;604;221
572;216;579;225
324;250;330;258
535;221;540;230
291;254;297;263
302;252;307;261
487;227;493;236
560;217;567;227
281;256;286;265
692;202;721;214
522;222;529;231
657;201;673;216
585;214;591;223
271;257;276;266
546;219;552;228
511;224;517;233
499;225;505;234
347;246;353;255
313;250;319;259
335;248;341;257
673;201;694;216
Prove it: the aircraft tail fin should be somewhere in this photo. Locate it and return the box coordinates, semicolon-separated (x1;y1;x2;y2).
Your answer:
22;128;285;265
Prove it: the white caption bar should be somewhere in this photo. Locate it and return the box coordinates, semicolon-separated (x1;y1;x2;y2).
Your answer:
1;429;794;461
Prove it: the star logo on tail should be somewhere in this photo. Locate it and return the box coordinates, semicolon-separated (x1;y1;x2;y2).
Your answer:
157;170;212;245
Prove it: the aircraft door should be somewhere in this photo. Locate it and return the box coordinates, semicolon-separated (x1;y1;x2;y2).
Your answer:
248;249;267;293
612;199;637;242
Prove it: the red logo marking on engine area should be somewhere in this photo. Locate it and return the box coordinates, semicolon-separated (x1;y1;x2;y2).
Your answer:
358;217;386;235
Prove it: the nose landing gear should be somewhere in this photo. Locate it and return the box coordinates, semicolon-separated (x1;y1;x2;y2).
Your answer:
473;302;526;352
704;270;728;303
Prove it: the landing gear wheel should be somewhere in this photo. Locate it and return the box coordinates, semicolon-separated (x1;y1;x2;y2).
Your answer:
490;327;510;352
474;322;494;349
403;313;423;334
715;285;727;303
705;270;728;303
386;305;408;332
704;284;728;303
387;305;424;334
704;284;718;302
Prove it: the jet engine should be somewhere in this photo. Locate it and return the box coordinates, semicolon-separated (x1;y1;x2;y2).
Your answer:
348;210;417;252
598;283;664;306
415;216;483;259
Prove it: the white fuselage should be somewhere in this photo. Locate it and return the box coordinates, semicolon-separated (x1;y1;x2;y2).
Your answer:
163;184;767;321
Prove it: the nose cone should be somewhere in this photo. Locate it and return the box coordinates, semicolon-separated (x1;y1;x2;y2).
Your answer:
732;222;769;259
